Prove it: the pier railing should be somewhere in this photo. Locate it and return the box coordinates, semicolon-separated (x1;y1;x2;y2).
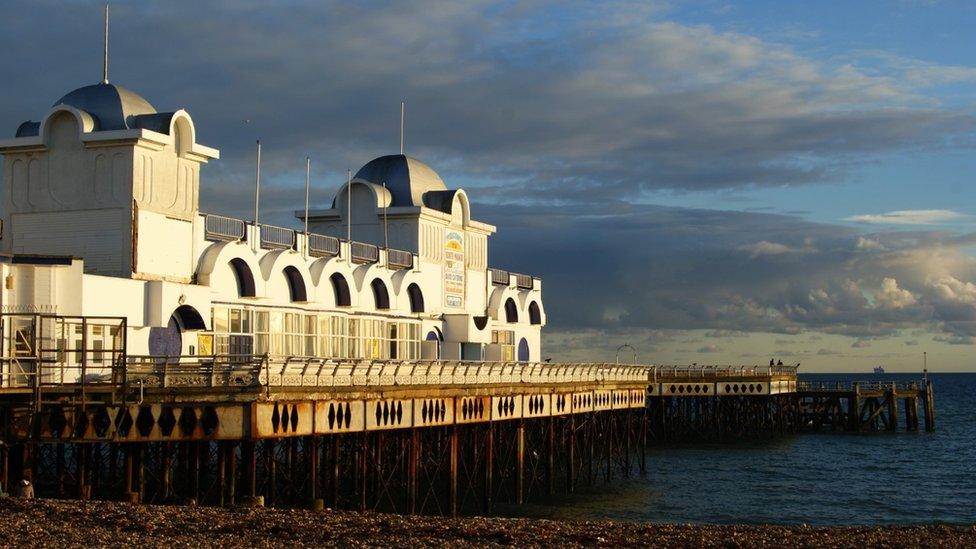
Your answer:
122;356;797;390
797;380;921;392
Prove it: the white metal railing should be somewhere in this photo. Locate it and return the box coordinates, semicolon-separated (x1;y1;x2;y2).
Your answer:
489;268;510;286
351;242;379;264
513;273;534;290
308;233;340;257
121;356;798;390
260;225;297;250
387;248;413;270
204;214;246;241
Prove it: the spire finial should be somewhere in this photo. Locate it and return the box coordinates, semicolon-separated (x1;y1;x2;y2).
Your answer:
399;101;405;155
102;4;109;84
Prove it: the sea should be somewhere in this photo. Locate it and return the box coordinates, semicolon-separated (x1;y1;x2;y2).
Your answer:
506;373;975;526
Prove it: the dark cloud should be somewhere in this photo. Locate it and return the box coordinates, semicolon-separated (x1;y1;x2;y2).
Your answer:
485;202;976;340
1;0;974;219
3;1;975;349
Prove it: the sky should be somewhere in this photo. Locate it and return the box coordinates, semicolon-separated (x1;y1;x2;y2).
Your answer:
1;0;975;371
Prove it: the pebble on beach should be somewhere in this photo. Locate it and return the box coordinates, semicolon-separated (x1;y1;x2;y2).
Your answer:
0;498;974;548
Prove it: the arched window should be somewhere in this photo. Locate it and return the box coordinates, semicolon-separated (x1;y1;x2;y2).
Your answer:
283;266;307;302
371;279;390;310
517;338;530;362
528;301;541;325
407;283;424;313
504;298;518;323
229;258;256;298
330;273;351;306
173;305;206;330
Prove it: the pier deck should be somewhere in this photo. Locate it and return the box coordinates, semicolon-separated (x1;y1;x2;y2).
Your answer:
0;315;932;516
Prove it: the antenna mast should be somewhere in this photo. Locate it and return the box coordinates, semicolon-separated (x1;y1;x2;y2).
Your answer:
346;169;352;262
399;101;405;155
254;140;262;245
303;157;311;255
383;182;389;251
102;4;110;84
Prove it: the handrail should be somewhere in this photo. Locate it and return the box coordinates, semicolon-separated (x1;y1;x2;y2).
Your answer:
204;213;246;241
114;355;802;390
308;233;340;257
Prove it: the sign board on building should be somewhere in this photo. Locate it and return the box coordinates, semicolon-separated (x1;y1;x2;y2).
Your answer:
444;231;465;309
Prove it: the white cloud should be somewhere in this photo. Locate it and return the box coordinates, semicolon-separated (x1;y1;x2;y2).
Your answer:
875;278;917;309
845;209;964;225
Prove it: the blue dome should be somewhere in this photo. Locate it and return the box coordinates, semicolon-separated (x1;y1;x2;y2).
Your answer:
53;83;156;131
352;154;447;207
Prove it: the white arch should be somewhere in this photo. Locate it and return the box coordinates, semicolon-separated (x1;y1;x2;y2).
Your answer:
352;262;397;311
259;249;316;303
488;285;523;322
450;188;471;227
39;106;96;145
196;241;265;298
310;256;357;308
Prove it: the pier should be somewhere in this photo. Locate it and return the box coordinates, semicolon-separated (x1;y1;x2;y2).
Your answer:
797;380;936;433
0;313;934;515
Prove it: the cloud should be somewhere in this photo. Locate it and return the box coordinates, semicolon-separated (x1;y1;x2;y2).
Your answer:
846;210;965;225
875;278;917;309
488;201;976;342
1;0;974;220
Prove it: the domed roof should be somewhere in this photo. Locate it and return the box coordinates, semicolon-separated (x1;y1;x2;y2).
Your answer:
352;154;447;207
53;83;156;131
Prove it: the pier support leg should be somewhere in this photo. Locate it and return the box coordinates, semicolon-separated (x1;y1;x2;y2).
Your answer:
886;386;898;432
923;381;936;432
359;433;368;512
217;441;226;507
123;443;133;497
162;442;172;500
244;440;257;501
408;429;419;515
450;424;459;516
227;441;237;506
546;416;555;496
484;423;494;514
516;419;525;505
331;436;340;509
566;415;575;493
308;436;318;505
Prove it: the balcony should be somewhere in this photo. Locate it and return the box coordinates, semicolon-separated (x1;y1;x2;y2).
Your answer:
387;248;413;270
351;241;379;264
204;214;245;242
308;233;340;258
260;225;296;250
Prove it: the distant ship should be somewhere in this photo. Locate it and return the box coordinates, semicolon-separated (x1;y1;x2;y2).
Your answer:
874;366;885;375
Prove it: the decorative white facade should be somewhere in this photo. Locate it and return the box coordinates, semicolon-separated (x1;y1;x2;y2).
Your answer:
0;82;546;373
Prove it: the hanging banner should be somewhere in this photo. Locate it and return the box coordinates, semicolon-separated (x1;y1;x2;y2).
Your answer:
444;230;465;308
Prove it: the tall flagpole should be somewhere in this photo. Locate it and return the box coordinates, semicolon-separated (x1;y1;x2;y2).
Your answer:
346;169;352;263
102;4;109;84
383;182;389;251
303;156;311;256
254;140;262;250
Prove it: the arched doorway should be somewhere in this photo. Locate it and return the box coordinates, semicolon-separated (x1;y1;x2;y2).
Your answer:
424;329;442;360
148;316;182;359
517;338;530;362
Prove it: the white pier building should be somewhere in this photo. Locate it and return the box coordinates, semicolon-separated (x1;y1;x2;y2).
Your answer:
0;81;545;382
